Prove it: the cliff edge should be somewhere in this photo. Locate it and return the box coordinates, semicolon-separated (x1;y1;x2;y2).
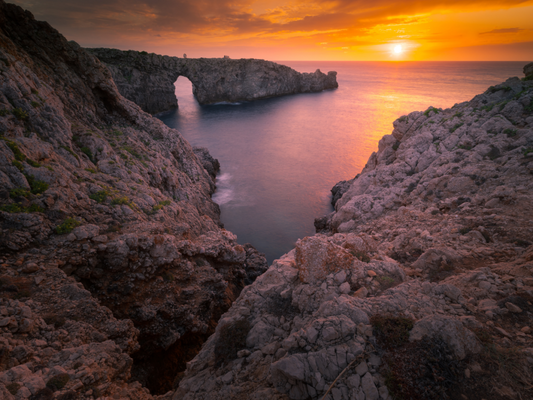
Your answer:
87;48;339;114
0;1;267;398
175;69;533;399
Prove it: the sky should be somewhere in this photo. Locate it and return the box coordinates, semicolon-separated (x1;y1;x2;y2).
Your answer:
14;0;533;60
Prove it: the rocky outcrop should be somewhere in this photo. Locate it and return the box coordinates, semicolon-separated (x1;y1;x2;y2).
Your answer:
0;1;267;398
175;70;533;399
86;48;338;114
525;62;533;80
193;147;220;181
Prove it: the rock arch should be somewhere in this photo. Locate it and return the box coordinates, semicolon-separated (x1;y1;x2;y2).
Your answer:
87;48;338;114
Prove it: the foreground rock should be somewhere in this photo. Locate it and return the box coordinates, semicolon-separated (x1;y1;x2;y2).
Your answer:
87;48;339;113
176;70;533;399
0;1;267;397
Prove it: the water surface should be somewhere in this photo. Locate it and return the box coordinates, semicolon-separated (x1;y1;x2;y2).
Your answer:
158;61;526;263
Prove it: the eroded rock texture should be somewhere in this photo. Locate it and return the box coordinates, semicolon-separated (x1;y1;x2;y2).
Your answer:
175;72;533;399
87;48;339;113
0;1;266;398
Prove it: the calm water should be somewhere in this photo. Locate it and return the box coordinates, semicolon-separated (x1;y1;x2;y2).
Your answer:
158;61;526;263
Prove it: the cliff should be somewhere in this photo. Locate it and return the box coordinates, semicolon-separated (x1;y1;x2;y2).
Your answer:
175;71;533;399
86;48;339;114
0;1;267;398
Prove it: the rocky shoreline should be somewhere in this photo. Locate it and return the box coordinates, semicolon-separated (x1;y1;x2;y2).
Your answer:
1;1;533;400
174;64;533;400
87;48;339;114
0;1;266;398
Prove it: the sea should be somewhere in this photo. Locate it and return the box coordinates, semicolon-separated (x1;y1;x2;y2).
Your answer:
158;61;527;264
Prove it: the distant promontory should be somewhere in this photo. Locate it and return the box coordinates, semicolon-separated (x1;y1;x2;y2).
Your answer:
87;48;339;114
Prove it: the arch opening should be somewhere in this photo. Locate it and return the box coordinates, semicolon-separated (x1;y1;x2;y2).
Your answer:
174;76;196;108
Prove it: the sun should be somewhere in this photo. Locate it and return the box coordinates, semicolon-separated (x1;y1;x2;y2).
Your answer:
393;45;403;55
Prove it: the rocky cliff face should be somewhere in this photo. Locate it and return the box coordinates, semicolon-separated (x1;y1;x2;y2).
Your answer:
86;48;338;114
0;1;267;398
175;72;533;399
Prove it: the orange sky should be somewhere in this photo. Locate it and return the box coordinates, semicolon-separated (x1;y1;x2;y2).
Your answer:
15;0;533;60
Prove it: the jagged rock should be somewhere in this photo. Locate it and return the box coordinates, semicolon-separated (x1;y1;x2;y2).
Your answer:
0;1;267;397
295;236;355;284
192;147;220;181
86;48;338;113
331;178;354;207
412;247;461;272
524;62;533;78
175;65;533;399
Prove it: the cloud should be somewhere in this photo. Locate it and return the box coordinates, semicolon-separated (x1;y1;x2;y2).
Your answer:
18;0;533;37
14;0;533;60
480;27;524;34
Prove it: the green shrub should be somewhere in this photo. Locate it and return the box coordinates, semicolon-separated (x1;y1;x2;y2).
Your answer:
25;174;49;194
504;128;517;137
0;203;22;213
148;199;171;214
377;275;396;290
3;139;26;161
31;101;40;108
12;107;28;120
524;147;533;156
31;88;39;94
123;145;142;159
26;159;41;168
457;144;471;150
449;122;463;133
80;146;93;161
55;218;81;234
0;203;44;213
89;190;108;203
60;145;79;159
0;109;8;116
85;168;97;173
499;100;509;111
12;160;23;171
423;107;439;117
350;250;370;263
46;373;70;391
111;196;131;206
10;187;31;198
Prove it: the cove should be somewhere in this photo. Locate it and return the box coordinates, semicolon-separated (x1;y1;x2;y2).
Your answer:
159;61;526;264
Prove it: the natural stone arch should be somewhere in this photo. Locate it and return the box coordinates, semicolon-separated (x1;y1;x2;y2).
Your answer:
87;48;338;114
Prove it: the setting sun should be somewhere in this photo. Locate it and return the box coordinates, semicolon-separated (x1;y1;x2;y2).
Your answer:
393;45;403;55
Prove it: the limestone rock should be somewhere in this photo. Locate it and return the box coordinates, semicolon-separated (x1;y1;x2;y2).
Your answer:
0;1;267;397
87;48;339;113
